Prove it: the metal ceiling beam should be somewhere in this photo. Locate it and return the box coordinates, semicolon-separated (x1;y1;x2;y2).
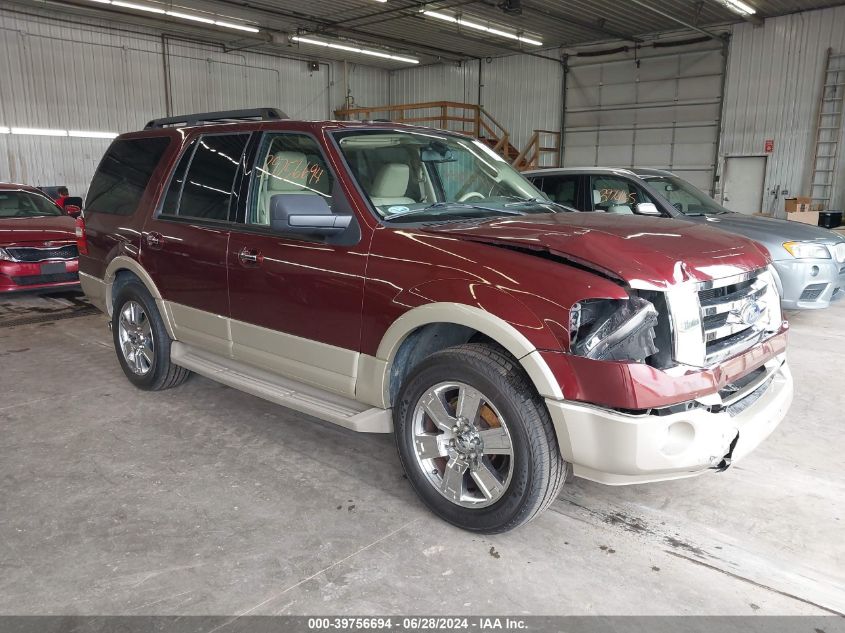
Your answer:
323;0;477;29
514;0;643;44
196;0;471;60
626;0;723;40
176;0;473;62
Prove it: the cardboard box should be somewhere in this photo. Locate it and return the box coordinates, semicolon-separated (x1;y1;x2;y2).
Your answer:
788;211;820;226
784;196;812;213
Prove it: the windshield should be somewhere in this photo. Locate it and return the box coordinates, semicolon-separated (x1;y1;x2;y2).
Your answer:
641;175;729;216
334;129;560;222
0;190;63;218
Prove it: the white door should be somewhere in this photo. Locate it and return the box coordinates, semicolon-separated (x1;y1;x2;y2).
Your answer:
722;156;767;214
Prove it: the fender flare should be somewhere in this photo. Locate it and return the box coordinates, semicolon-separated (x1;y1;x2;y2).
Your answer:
103;256;177;339
360;302;565;408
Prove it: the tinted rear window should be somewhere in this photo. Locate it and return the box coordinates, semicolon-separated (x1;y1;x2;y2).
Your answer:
86;137;171;216
176;134;249;221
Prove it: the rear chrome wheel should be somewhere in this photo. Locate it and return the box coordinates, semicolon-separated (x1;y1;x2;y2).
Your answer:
117;300;154;376
111;277;191;391
412;382;513;508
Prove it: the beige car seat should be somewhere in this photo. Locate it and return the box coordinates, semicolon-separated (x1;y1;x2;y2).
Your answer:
370;163;416;207
258;150;309;224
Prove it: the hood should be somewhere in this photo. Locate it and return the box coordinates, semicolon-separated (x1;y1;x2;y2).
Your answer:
0;215;76;246
683;212;845;260
423;213;770;290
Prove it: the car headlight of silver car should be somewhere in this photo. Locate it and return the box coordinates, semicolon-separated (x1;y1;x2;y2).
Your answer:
782;241;831;259
569;296;659;362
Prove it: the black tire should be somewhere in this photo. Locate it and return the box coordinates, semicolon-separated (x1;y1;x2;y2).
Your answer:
394;343;568;533
112;279;191;391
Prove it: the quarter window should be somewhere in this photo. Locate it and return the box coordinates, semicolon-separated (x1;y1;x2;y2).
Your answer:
176;134;249;221
86;137;171;216
248;134;334;226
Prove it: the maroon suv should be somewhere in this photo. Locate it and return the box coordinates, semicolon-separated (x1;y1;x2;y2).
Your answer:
79;108;793;532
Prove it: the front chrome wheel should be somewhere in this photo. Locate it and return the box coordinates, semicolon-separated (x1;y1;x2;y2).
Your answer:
412;381;514;508
117;300;154;376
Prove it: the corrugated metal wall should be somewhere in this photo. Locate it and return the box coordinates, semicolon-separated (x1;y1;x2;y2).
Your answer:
0;7;389;194
721;5;845;216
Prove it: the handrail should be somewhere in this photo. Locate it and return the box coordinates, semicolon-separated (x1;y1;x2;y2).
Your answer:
333;101;560;170
512;130;561;170
335;100;510;144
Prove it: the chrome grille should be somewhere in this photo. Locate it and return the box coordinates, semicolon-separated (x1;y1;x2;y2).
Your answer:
5;245;78;262
699;272;769;365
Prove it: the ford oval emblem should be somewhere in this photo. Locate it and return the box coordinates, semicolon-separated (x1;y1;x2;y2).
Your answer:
740;301;764;326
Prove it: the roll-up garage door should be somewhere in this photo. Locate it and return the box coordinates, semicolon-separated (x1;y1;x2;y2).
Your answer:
563;43;726;193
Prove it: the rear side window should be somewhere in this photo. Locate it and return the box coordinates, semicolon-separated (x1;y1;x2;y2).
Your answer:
537;175;579;208
86;137;170;215
160;139;197;216
175;134;250;221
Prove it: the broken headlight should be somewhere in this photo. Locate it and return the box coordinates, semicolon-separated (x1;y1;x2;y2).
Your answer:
569;296;659;362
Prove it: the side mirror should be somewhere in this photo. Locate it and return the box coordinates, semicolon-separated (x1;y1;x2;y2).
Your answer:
269;193;352;236
636;202;662;216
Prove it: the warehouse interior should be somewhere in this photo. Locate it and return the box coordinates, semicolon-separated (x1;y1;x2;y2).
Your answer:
1;0;845;626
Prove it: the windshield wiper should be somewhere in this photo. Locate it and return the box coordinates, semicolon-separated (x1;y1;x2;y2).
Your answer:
383;202;526;222
503;197;573;212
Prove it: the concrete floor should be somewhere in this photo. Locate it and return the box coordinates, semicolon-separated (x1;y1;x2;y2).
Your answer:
0;292;843;616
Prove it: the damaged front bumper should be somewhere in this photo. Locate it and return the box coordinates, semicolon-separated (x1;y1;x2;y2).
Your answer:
545;354;793;485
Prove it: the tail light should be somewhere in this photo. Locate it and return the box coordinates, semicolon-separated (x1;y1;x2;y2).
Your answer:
75;216;89;256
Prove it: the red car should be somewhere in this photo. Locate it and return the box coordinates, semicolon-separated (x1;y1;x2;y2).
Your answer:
78;109;792;533
0;183;80;293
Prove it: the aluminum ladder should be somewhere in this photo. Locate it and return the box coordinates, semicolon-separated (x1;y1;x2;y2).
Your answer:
810;48;845;210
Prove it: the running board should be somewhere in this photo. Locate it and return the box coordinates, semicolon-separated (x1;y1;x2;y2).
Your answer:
171;342;392;433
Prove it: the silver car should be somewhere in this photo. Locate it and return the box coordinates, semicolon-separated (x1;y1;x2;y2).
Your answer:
525;167;845;310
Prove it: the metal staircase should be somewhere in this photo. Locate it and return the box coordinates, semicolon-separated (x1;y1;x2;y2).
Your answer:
810;48;845;210
334;101;560;170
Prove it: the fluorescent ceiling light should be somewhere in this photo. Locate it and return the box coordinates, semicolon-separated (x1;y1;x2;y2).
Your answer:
721;0;756;14
83;0;260;32
422;9;542;46
2;126;117;138
112;0;165;13
166;10;214;24
69;130;119;139
11;127;68;136
292;36;419;64
214;20;259;33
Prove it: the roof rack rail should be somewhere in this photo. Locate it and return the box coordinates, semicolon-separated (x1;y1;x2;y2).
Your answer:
145;107;288;129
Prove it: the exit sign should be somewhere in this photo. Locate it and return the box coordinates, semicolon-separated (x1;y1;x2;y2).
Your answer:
764;139;774;153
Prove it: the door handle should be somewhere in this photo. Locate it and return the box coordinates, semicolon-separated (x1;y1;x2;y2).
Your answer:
238;247;263;267
145;231;164;250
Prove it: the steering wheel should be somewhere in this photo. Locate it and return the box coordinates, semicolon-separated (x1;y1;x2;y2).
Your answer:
459;191;485;202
